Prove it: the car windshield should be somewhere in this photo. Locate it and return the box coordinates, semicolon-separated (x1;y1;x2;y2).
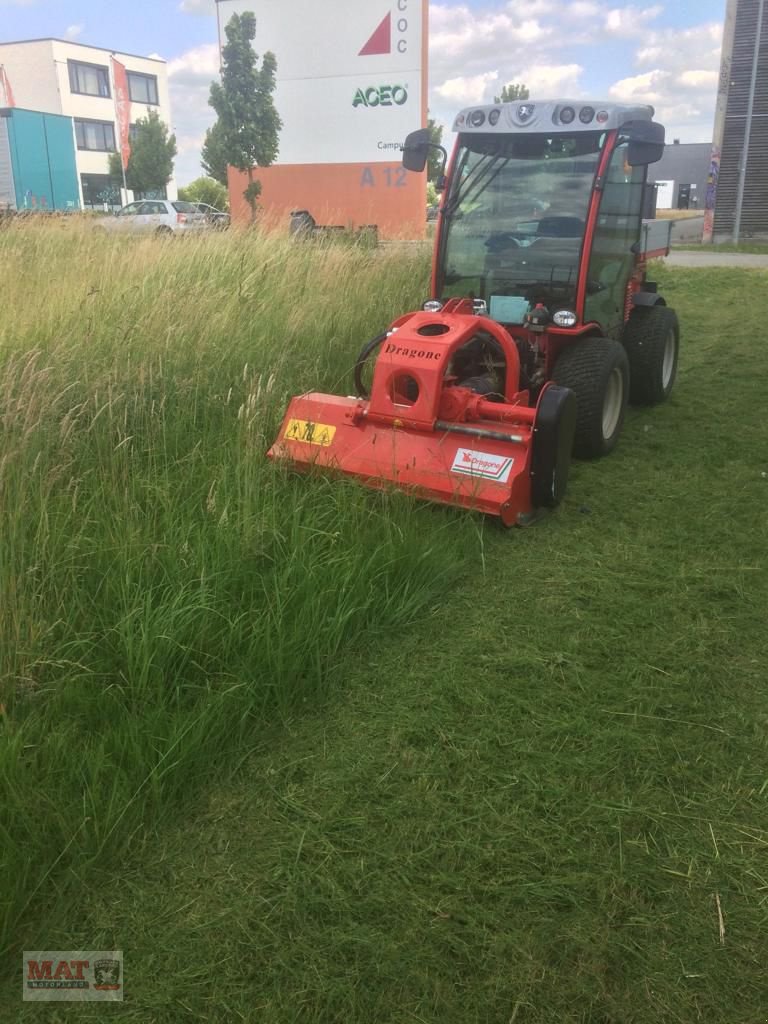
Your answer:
437;131;604;315
172;201;198;214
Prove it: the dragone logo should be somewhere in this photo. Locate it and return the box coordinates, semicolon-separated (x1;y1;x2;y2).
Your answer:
359;1;410;56
353;85;408;109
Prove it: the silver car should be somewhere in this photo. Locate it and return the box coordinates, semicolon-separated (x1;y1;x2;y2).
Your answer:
98;199;207;235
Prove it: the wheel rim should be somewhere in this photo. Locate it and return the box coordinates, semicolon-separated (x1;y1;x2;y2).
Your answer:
602;367;624;440
661;329;676;389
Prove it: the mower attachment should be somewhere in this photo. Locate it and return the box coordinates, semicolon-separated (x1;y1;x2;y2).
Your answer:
268;308;576;526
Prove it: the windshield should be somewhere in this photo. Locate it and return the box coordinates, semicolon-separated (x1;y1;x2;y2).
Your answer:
437;132;604;318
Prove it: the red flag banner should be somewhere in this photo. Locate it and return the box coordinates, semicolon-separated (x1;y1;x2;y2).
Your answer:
0;66;16;108
111;58;131;170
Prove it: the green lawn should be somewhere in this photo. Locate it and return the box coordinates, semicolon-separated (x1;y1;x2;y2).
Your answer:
2;250;767;1021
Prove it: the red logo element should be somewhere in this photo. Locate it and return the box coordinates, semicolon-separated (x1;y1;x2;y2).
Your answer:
359;12;391;56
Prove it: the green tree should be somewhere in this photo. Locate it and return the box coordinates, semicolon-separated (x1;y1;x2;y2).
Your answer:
109;110;177;195
427;116;444;183
178;176;229;211
209;11;282;222
494;82;530;104
201;120;229;186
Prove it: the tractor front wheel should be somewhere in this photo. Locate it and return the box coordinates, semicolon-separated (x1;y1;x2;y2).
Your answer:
622;305;680;405
552;337;629;458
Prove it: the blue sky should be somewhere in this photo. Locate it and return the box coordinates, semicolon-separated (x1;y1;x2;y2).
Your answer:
2;0;726;184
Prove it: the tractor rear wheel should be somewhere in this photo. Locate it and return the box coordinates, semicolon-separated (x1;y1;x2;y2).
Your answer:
552;337;629;458
622;305;679;405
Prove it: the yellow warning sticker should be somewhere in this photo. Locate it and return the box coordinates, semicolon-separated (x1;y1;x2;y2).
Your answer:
284;418;337;446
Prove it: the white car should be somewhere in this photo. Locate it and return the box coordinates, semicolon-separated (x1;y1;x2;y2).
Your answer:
98;199;207;235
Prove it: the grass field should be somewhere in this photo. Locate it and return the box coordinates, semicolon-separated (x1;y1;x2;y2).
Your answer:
0;224;473;958
1;229;767;1021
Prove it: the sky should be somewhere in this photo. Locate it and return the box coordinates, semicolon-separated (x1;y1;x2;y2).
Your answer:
1;0;726;185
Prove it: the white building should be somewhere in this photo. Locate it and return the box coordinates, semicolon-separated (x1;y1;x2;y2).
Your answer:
0;38;176;208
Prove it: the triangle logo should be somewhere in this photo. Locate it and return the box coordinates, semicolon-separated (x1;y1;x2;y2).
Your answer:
359;12;391;56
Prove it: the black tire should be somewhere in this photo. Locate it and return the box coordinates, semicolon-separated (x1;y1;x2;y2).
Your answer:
622;305;679;405
552;337;629;459
155;226;173;236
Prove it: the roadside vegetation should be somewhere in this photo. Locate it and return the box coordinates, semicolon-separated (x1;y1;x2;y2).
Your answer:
0;223;469;955
675;240;768;254
1;237;766;1022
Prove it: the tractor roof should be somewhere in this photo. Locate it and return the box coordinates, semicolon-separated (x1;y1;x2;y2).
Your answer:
453;100;655;134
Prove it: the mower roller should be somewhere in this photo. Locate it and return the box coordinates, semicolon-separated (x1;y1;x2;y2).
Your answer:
269;100;679;525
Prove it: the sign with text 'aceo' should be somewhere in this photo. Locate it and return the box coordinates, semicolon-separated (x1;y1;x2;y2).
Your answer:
217;0;427;237
216;0;426;166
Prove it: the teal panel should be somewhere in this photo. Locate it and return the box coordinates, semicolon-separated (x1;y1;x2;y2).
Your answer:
43;114;80;210
7;109;79;211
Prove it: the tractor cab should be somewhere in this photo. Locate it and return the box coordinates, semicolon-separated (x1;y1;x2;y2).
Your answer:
410;101;666;334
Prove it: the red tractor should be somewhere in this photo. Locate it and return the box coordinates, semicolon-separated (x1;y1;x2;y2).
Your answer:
269;100;679;526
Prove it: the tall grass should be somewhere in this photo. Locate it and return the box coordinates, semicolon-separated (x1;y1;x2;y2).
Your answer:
0;224;466;952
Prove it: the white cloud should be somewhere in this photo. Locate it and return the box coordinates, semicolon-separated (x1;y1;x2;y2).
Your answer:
609;69;668;104
524;63;583;96
167;42;220;82
178;0;214;13
604;5;662;37
64;24;83;41
678;69;718;89
636;22;722;73
167;43;221;184
435;71;499;105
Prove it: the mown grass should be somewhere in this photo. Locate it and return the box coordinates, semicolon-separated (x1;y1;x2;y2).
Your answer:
0;224;474;956
3;266;766;1023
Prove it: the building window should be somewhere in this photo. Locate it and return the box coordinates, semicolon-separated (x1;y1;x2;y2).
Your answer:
75;119;116;152
80;174;122;210
127;72;158;105
68;60;111;98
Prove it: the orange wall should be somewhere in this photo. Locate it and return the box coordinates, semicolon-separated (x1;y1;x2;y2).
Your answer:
228;162;426;239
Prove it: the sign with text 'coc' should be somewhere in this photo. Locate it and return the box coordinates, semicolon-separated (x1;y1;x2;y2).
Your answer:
216;0;426;166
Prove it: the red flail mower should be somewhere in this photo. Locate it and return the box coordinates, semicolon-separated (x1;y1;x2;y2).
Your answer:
269;100;680;525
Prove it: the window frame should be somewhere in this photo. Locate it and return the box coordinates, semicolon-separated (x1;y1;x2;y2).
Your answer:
74;118;117;153
127;71;159;106
68;59;111;99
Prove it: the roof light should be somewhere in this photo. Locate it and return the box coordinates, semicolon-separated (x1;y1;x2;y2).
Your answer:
596;109;609;124
488;108;501;126
559;106;575;125
579;105;595;124
553;309;577;327
455;113;466;127
470;109;486;127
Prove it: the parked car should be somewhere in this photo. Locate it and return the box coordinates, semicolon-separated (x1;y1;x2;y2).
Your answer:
97;199;207;235
192;202;230;228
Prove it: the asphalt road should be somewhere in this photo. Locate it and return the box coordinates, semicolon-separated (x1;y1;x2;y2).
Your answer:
665;250;768;268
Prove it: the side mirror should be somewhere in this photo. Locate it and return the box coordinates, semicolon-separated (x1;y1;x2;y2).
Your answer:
625;120;665;166
402;128;431;172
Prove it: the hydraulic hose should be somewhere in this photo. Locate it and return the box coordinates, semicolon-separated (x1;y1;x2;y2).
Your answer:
353;331;388;398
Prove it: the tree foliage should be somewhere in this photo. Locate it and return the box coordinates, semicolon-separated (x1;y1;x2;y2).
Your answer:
109;110;177;195
177;177;229;211
209;11;282;221
201;121;229;186
427;116;444;183
494;83;530;104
